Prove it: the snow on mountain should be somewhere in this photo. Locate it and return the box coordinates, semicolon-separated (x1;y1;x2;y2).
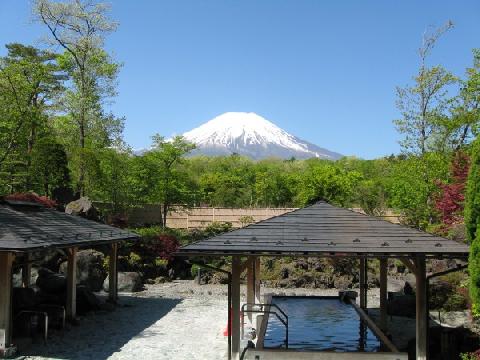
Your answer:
182;112;343;160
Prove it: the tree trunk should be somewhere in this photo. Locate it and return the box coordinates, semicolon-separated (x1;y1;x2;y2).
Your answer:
162;203;168;228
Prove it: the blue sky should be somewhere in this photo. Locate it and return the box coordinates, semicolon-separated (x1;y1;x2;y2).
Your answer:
1;1;479;159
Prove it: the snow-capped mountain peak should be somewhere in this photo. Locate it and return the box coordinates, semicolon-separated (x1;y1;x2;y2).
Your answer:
182;112;342;160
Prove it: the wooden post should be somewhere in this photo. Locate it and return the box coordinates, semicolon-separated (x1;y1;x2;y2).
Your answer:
379;258;388;331
0;252;15;353
359;258;366;309
66;247;78;320
109;243;118;303
22;252;32;288
415;256;427;360
231;256;241;358
254;257;261;304
246;257;255;326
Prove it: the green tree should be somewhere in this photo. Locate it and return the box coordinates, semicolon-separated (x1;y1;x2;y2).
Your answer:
387;153;449;228
34;0;120;195
394;22;457;155
29;137;70;197
147;135;196;227
295;160;362;207
0;43;64;191
442;49;480;151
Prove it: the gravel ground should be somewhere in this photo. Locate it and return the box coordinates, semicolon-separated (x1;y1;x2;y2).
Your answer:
17;281;384;360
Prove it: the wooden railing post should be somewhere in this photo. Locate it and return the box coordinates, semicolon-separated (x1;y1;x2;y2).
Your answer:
66;247;78;320
379;258;388;331
231;256;241;358
0;252;15;354
109;243;118;303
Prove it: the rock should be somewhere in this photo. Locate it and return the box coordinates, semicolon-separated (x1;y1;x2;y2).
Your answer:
334;275;353;290
36;268;67;294
430;310;470;328
388;294;416;317
280;267;289;279
404;273;416;294
76;285;101;314
65;197;98;219
12;267;39;288
154;276;168;284
59;249;106;292
103;272;143;292
293;274;313;288
429;278;454;309
367;271;380;287
294;259;308;271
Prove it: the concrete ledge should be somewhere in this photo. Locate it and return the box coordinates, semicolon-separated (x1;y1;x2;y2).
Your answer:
245;349;408;360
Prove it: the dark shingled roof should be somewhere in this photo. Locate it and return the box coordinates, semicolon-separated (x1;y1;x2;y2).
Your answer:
0;202;139;252
177;201;469;258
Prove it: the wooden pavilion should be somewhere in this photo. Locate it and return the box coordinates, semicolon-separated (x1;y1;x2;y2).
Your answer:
0;200;139;357
177;201;470;360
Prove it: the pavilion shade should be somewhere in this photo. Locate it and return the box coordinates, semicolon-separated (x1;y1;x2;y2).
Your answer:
0;203;139;252
177;202;469;257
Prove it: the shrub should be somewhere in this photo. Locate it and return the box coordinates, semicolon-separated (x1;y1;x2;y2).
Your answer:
239;215;255;227
465;138;480;314
191;264;201;277
4;192;57;208
147;235;179;261
204;221;233;237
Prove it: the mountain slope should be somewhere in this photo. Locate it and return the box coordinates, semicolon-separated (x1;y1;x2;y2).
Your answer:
182;112;342;160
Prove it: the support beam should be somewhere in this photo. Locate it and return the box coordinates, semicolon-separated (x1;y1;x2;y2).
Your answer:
359;258;367;309
22;252;32;288
66;247;78;321
109;243;118;303
239;259;250;273
0;252;15;354
379;258;388;332
246;257;255;326
231;256;241;359
400;258;418;276
415;256;427;360
254;257;261;304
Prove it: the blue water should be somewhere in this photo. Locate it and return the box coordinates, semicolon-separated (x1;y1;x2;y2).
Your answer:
263;296;381;352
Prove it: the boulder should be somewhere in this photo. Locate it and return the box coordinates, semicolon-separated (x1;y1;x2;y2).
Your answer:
103;272;143;292
404;273;416;295
59;249;106;292
65;197;98;220
76;285;101;314
12;267;39;288
429;278;454;309
334;275;354;290
388;294;416;317
36;268;67;294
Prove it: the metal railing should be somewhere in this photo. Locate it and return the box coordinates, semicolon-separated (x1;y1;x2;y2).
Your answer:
241;303;289;349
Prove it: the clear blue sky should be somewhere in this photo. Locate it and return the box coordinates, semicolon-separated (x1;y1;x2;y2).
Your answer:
1;1;479;159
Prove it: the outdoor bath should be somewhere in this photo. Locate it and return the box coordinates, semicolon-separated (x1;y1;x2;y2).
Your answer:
245;294;407;360
262;296;380;352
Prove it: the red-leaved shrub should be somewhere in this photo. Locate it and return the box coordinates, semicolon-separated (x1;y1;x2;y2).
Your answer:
435;152;470;230
4;192;57;208
147;235;179;261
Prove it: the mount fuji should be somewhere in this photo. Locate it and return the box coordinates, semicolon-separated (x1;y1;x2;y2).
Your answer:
182;112;342;160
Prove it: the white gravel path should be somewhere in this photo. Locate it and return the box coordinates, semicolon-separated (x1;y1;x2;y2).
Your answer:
18;281;382;360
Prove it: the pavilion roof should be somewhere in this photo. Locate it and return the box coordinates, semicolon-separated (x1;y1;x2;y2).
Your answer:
177;201;469;258
0;201;139;252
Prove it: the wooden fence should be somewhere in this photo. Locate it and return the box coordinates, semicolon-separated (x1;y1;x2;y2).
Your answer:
94;203;401;228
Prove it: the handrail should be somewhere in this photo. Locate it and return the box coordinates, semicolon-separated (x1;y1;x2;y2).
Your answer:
241;303;289;349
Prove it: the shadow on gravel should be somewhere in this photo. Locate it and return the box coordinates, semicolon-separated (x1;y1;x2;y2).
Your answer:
17;295;182;360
